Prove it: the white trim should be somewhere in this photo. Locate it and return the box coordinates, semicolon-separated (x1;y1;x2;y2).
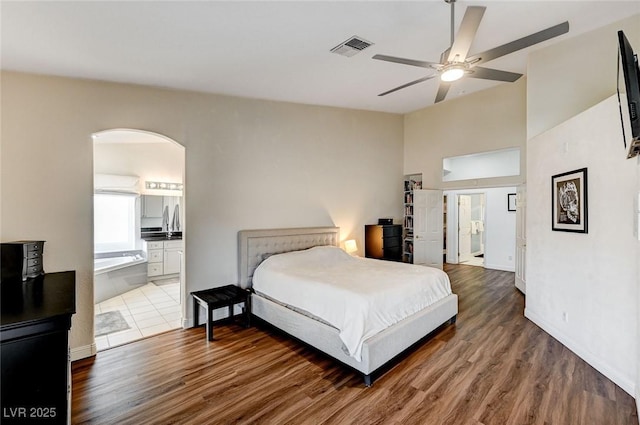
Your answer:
483;263;515;272
525;307;635;397
70;343;96;362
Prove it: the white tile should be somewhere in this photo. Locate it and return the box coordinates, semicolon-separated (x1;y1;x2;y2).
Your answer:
157;305;180;316
153;300;179;309
95;335;110;351
107;329;143;346
121;290;144;299
100;296;126;307
140;323;172;337
132;310;162;321
126;301;155;311
134;316;167;329
168;319;182;329
146;295;173;304
161;311;181;322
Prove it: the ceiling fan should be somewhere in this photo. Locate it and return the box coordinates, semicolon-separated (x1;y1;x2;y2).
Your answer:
373;0;569;103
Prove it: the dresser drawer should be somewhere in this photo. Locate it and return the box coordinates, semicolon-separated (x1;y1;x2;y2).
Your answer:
27;257;42;268
382;225;402;237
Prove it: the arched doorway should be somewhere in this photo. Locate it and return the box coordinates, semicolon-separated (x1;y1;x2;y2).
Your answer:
92;129;186;350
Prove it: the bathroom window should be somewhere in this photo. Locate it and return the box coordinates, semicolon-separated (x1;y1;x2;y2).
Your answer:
94;193;136;253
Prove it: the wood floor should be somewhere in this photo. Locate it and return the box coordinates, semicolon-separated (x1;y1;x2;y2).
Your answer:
71;264;638;424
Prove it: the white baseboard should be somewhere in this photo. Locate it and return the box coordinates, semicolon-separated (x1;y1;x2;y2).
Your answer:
483;262;515;272
636;388;640;424
70;343;96;362
525;307;635;397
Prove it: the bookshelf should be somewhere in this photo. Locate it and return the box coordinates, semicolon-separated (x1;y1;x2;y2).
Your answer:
403;173;422;263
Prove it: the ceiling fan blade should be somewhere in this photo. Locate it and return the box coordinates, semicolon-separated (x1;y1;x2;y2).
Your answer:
435;82;451;103
466;21;569;66
372;54;439;69
468;66;522;82
378;75;436;97
448;6;486;62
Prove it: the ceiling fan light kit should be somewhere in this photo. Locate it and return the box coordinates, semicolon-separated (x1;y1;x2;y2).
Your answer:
440;64;466;82
373;0;570;103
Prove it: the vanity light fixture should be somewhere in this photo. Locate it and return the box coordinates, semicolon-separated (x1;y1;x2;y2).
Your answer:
145;181;183;191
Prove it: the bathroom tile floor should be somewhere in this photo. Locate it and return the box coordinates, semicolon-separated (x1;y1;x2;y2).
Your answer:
460;256;484;267
94;278;182;351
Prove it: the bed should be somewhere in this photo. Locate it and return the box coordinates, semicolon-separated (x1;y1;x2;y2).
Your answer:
238;226;458;386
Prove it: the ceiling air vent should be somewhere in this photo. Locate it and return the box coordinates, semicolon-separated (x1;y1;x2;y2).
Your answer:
330;36;374;57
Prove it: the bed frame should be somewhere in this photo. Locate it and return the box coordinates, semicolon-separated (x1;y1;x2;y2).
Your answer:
238;226;458;386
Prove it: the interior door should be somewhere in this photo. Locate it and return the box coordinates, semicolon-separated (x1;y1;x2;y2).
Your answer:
515;184;527;293
413;189;444;269
458;195;472;263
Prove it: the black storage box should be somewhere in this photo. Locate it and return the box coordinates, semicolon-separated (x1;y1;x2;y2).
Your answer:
377;218;393;225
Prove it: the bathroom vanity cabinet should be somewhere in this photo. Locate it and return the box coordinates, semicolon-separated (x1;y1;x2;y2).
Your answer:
146;239;182;278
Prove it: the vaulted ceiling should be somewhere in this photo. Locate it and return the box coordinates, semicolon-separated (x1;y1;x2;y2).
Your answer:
2;1;639;114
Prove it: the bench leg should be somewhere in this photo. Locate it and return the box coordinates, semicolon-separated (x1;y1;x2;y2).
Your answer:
207;306;214;341
193;298;199;328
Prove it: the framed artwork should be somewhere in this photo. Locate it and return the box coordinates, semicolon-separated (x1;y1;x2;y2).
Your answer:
507;193;516;212
552;168;588;233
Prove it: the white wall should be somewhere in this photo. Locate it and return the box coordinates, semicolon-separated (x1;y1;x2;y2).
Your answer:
527;14;640;139
526;95;638;396
404;78;526;190
0;72;404;358
93;138;185;196
445;187;516;272
526;14;640;400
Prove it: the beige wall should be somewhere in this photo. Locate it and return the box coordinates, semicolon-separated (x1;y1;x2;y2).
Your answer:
404;77;527;189
0;72;404;356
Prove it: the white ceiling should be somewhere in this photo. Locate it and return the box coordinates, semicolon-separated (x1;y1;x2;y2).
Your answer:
2;1;639;114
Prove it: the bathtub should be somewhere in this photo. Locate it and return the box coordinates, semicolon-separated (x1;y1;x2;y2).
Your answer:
94;251;148;304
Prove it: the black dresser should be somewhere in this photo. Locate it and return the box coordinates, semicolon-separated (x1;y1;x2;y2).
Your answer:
364;224;402;261
1;271;76;424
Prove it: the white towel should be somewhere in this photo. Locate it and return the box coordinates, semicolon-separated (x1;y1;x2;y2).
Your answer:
162;205;170;231
477;221;484;232
471;221;478;235
171;204;180;232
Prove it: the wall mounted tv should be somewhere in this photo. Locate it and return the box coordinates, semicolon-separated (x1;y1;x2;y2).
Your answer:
617;30;640;159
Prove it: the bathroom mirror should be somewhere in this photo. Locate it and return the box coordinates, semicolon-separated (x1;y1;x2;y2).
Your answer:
140;195;182;231
442;147;520;182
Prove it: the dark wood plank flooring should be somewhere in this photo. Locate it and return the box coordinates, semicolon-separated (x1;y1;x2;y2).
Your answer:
72;264;638;424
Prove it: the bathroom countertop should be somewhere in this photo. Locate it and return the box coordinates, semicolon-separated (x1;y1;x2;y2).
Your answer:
143;237;182;242
141;231;182;242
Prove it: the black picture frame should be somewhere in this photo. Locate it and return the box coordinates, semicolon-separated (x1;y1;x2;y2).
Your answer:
507;193;516;212
551;168;588;233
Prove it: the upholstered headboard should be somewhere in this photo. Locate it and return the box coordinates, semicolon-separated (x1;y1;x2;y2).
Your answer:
238;227;340;289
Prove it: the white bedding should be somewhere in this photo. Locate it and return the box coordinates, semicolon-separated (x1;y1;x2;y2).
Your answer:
252;246;452;362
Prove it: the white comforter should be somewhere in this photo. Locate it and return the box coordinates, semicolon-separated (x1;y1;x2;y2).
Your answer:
252;246;452;362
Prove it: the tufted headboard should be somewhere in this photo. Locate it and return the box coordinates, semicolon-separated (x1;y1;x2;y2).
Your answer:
238;227;340;289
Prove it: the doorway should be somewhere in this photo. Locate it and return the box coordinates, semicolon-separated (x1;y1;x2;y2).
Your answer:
457;193;485;267
92;129;186;350
445;187;517;272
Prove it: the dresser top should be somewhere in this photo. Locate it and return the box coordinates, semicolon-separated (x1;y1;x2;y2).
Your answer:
1;271;76;329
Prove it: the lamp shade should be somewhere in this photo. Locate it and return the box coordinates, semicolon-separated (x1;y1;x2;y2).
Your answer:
344;239;358;254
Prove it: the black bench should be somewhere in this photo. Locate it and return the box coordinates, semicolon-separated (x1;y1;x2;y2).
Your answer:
191;285;251;341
